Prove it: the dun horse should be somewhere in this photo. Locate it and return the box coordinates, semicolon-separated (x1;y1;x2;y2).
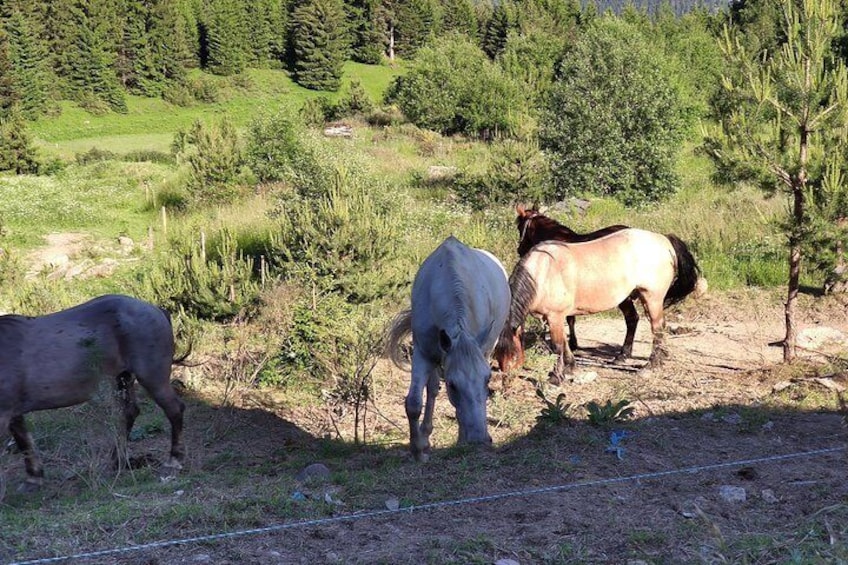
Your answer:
386;237;509;460
0;295;186;488
515;204;631;353
494;229;700;381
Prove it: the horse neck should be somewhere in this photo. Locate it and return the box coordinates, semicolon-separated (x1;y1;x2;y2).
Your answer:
444;328;485;371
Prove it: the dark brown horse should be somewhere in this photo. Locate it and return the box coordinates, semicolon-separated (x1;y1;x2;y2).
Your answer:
1;295;186;489
515;204;634;357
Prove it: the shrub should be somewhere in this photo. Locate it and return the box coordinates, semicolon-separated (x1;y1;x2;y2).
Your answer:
540;18;689;206
271;168;405;303
454;139;550;209
176;119;246;205
75;147;117;165
136;228;262;321
384;36;528;137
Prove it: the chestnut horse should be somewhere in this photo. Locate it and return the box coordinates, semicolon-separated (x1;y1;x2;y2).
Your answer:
494;229;700;382
0;295;186;488
386;237;509;461
515;204;631;353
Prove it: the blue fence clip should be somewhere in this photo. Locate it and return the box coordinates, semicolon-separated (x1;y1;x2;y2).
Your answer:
605;430;633;460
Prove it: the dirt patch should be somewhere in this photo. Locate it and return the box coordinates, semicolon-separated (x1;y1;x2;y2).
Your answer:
25;231;138;280
3;289;848;564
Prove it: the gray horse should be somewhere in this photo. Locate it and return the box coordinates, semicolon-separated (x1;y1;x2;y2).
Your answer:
386;237;510;461
0;294;186;488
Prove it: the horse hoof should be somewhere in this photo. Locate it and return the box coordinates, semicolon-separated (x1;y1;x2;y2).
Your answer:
547;372;563;386
637;366;653;377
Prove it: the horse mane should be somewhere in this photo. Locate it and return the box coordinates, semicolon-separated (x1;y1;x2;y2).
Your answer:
493;260;537;361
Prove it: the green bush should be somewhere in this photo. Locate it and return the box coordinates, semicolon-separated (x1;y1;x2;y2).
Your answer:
540;17;690;206
271;167;405;303
176;119;246;205
384;36;528;137
136;228;262;321
454;139;550;209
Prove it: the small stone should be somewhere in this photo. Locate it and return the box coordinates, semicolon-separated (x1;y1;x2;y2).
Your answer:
118;236;134;248
192;555;211;562
385;497;400;511
718;485;747;503
495;560;521;565
722;413;742;425
296;463;331;483
700;411;715;422
761;489;779;503
761;421;774;431
571;371;597;384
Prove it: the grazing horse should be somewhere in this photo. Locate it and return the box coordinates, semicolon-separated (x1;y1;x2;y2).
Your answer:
0;295;186;488
386;237;509;461
494;229;700;382
515;204;631;352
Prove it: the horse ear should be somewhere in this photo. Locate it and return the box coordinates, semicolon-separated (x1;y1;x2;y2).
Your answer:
516;203;526;216
439;329;452;352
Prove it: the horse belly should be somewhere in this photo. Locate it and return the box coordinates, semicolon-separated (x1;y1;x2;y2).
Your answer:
570;273;632;315
19;338;123;412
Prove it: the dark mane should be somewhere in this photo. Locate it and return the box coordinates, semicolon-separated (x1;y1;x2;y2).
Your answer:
516;207;630;256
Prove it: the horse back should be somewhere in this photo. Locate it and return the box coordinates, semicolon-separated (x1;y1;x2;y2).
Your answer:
8;295;175;413
411;237;509;358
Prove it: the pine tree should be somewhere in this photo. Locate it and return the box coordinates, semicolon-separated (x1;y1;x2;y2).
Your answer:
290;0;347;91
394;0;435;57
203;0;247;75
63;0;127;112
0;26;38;173
705;0;848;359
482;1;513;59
347;0;384;64
440;0;477;38
2;5;50;118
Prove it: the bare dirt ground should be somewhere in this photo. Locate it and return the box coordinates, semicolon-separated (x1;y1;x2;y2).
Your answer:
3;289;848;564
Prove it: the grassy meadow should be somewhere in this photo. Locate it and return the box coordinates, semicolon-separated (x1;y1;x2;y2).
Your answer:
3;63;846;564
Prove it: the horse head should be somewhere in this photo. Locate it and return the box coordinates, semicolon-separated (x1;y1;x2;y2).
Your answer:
494;323;525;372
440;329;492;445
515;204;542;256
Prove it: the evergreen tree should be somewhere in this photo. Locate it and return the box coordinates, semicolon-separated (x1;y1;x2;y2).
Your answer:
347;0;384;64
2;5;50;118
202;0;247;75
63;0;127;112
482;1;514;59
704;0;848;359
0;26;38;173
290;0;347;91
440;0;477;38
244;0;273;66
149;0;190;85
394;0;436;57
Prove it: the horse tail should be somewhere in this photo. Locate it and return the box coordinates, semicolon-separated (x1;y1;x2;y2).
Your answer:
158;305;194;366
386;308;413;371
493;262;537;364
664;234;701;308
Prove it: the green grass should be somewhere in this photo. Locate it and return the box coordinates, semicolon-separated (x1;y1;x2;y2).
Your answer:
31;64;403;157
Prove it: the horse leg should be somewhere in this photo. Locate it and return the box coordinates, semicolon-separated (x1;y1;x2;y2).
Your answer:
548;313;575;385
566;316;578;351
613;299;640;364
141;377;186;471
114;372;140;469
405;351;437;462
641;296;669;370
420;369;441;453
9;415;44;490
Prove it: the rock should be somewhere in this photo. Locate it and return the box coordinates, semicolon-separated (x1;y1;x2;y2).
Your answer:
385;497;400;511
118;236;134;249
495;560;521;565
323;125;353;138
425;165;457;183
295;463;331;483
570;371;597;384
797;327;847;351
722;413;742;425
761;489;779;503
192;554;212;562
718;485;747;503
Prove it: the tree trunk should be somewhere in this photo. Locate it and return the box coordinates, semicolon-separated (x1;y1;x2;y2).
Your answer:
784;126;808;362
388;23;395;62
